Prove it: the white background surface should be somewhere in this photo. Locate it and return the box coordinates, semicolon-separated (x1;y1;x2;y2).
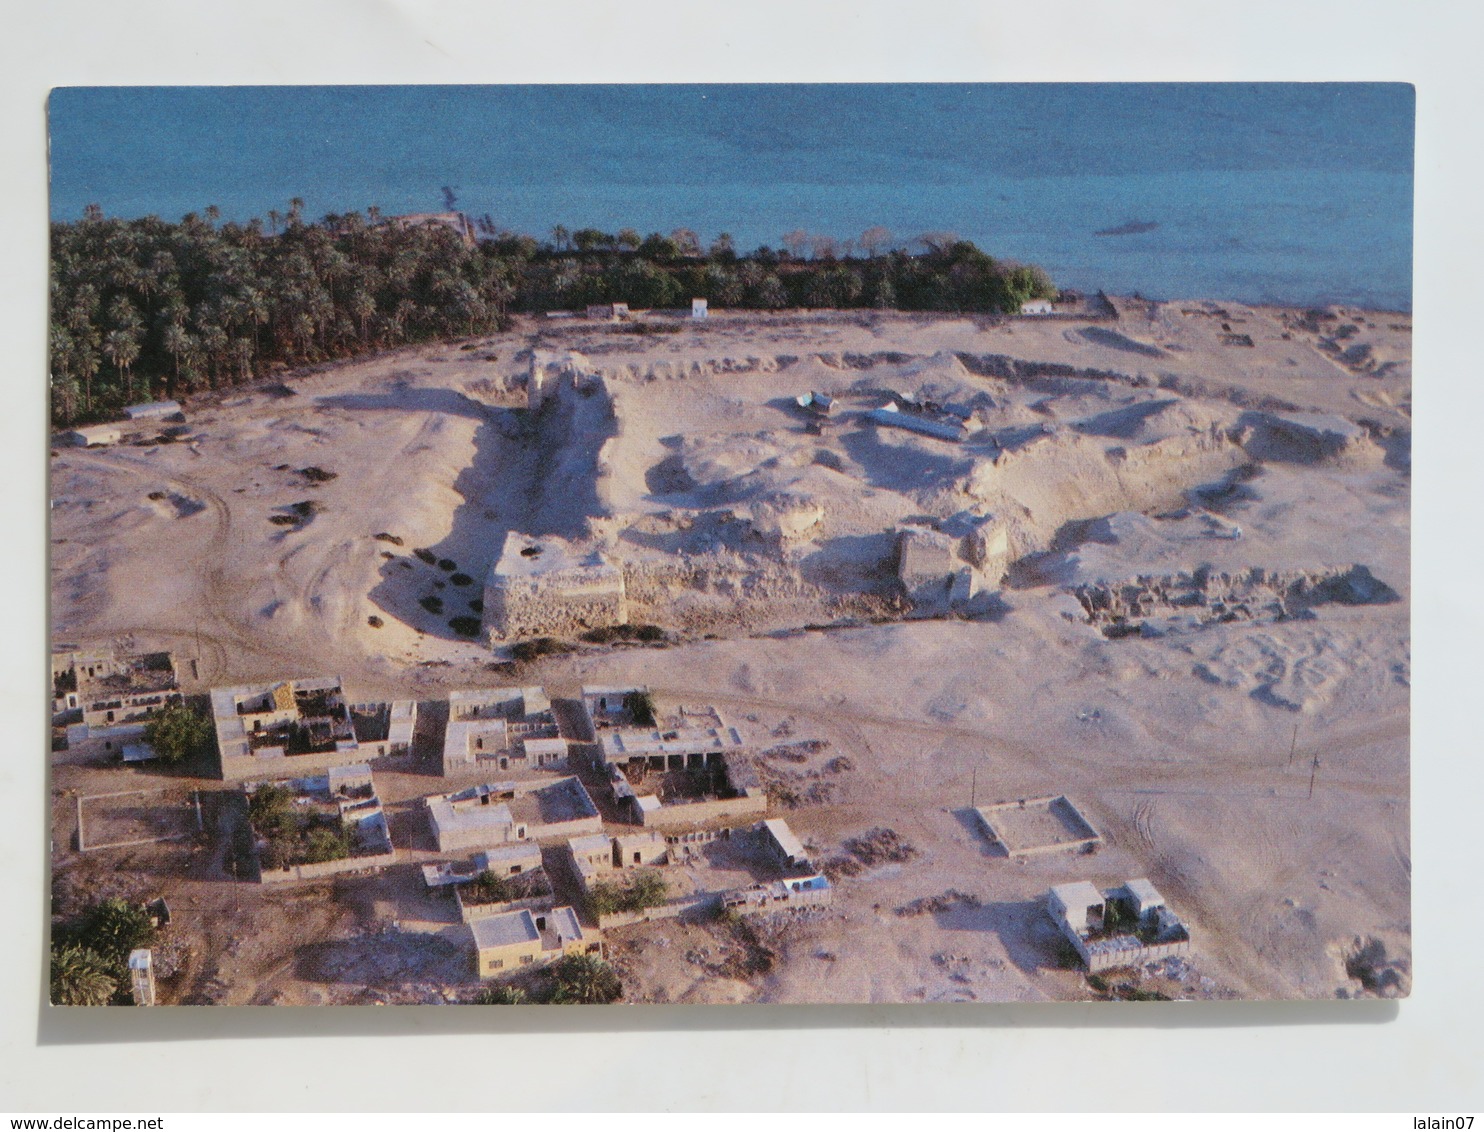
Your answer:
2;0;1480;1112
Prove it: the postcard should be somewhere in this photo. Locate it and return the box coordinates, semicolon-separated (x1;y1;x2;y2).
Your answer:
46;83;1411;1007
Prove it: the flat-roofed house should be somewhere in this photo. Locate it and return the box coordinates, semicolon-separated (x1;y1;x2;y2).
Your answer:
441;687;566;776
426;777;601;853
212;676;364;781
1046;878;1191;972
123;399;183;422
56;650;182;759
758;818;810;872
470;905;601;977
60;424;121;448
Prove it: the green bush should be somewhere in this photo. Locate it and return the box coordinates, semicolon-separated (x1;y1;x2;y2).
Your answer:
76;898;156;967
510;637;570;662
588;870;667;917
466;870;511;905
624;690;657;727
472;985;527;1005
548;954;623;1005
50;944;119;1006
142;702;212;766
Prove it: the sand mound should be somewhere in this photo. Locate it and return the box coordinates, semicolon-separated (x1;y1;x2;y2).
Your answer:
1076;397;1233;443
1236;410;1375;464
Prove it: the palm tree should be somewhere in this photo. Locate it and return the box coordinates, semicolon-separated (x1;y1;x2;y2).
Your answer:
50;945;117;1006
548;954;622;1004
102;327;141;403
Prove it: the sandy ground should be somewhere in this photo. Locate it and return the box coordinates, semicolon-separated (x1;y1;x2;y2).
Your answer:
48;300;1409;1004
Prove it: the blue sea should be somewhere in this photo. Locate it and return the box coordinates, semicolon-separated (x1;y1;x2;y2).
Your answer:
47;84;1415;311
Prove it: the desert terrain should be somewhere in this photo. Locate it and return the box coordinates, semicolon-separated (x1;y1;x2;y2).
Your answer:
49;299;1410;1004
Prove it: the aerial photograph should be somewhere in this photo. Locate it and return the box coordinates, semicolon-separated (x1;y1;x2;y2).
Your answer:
45;83;1412;1007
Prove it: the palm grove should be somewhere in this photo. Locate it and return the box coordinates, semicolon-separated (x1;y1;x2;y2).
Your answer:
49;204;1057;428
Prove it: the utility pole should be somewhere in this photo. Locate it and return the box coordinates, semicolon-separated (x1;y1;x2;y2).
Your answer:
1308;753;1320;800
970;767;977;810
1288;723;1299;769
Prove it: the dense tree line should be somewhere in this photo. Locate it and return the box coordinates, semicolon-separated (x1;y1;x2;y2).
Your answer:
50;206;1056;428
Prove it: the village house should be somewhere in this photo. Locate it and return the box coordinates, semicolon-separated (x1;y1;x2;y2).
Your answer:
440;687;569;776
211;677;414;781
470;905;601;978
58;423;121;448
246;763;396;885
721;873;834;916
757;818;812;873
422;842;545;889
53;649;182;760
1046;878;1192;972
691;298;708;319
425;776;601;853
578;689;767;828
122;399;184;422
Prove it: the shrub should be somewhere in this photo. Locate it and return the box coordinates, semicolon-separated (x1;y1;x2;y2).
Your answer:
624;690;658;727
449;573;473;586
142;702;213;766
437;558;457;572
510;637;570;662
76;898;156;967
299;466;337;483
588;871;667;916
466;870;511;905
419;596;444;615
50;944;119;1006
627;870;668;911
472;985;527;1005
373;532;404;545
548;954;623;1004
448;616;481;637
413;548;437;565
300;824;352;864
469;599;484;614
367;615;383;628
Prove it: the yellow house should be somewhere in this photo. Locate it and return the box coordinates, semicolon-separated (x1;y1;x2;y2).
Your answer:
470;906;600;978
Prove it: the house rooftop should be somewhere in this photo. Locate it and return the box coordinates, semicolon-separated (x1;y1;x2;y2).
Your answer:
1050;881;1106;913
469;908;541;950
761;818;807;862
599;722;744;760
568;832;612;857
1122;877;1164;908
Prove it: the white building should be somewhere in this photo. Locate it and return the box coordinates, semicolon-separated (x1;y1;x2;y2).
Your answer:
1020;299;1054;316
1046;878;1191;972
691;298;709;320
123;400;183;421
441;687;566;776
60;424;121;448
